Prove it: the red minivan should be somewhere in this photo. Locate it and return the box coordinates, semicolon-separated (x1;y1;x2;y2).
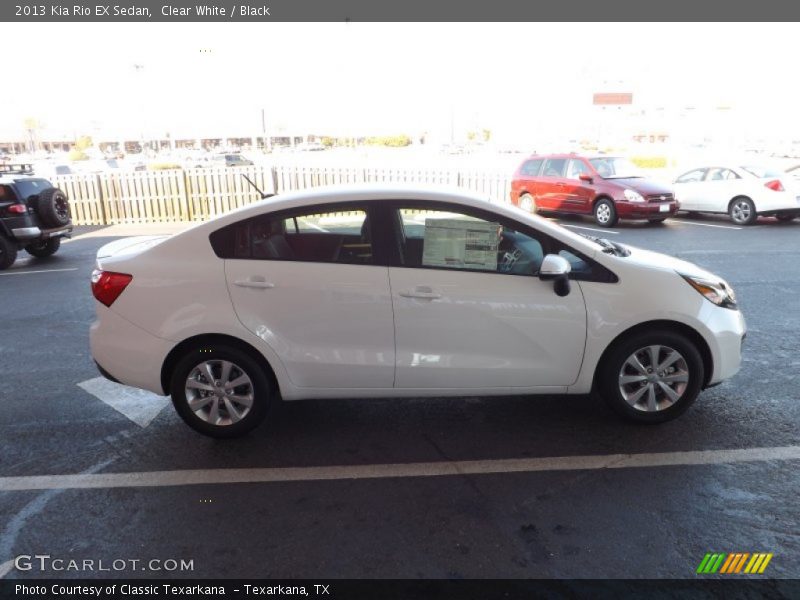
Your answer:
510;154;679;227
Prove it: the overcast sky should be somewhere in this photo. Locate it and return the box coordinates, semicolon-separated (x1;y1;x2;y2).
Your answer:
2;22;799;141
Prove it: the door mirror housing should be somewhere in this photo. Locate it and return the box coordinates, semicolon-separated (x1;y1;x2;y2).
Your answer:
579;173;593;183
538;254;572;297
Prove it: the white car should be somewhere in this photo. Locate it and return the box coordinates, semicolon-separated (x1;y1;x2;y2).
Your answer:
90;186;746;438
673;165;800;224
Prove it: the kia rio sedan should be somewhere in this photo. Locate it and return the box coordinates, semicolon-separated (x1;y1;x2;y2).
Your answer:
90;186;746;438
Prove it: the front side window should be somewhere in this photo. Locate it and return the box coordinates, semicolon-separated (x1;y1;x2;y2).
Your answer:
211;206;373;265
566;159;591;180
706;168;740;181
675;168;707;183
396;207;544;276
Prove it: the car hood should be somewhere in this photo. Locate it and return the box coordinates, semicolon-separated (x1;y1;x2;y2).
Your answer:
96;235;169;260
606;178;673;195
619;244;720;280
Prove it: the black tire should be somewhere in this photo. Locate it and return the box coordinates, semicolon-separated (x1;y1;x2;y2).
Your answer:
25;237;61;258
0;235;17;270
34;187;71;227
597;329;704;423
593;198;618;227
518;192;537;213
170;344;272;438
728;196;757;225
776;214;798;222
648;218;667;225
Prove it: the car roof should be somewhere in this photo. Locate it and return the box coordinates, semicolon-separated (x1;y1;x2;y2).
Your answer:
522;153;622;161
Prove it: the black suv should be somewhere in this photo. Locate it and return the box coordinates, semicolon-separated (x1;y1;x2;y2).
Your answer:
0;164;73;269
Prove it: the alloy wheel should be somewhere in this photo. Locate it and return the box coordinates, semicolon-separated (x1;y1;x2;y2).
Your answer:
184;360;254;426
731;200;752;224
618;345;689;412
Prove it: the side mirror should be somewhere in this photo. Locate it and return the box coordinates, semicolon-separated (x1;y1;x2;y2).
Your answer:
579;173;593;183
539;254;572;297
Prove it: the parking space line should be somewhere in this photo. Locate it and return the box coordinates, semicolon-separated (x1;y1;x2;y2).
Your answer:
1;445;798;492
0;268;79;276
0;560;13;578
673;220;743;230
560;224;620;235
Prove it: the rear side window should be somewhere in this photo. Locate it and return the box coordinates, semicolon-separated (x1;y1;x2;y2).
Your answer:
210;207;373;265
542;158;567;178
519;159;543;176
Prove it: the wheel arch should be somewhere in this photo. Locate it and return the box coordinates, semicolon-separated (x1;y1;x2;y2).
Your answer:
160;333;281;397
592;320;713;390
728;194;754;211
592;194;615;209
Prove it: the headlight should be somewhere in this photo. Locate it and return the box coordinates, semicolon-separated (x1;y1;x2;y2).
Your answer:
623;189;644;202
680;273;738;309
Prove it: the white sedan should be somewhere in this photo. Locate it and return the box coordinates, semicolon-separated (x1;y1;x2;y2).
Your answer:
673;165;800;225
90;186;746;437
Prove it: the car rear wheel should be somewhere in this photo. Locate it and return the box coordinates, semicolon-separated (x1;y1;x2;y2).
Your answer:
0;235;17;270
728;196;757;225
594;199;618;227
25;237;61;258
170;344;272;438
598;330;704;423
519;193;537;213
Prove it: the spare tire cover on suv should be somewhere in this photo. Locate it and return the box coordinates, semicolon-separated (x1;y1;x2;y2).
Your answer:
34;187;70;227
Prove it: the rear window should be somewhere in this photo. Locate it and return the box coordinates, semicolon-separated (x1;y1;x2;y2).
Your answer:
519;158;543;176
12;178;52;200
740;166;782;178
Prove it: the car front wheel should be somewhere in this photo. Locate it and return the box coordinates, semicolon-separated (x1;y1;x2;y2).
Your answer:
598;330;704;423
170;344;272;438
0;235;17;270
594;199;618;227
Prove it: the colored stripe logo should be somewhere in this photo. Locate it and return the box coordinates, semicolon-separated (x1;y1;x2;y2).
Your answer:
696;552;773;574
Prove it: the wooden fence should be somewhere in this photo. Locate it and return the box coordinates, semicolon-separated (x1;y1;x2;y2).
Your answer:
54;165;512;226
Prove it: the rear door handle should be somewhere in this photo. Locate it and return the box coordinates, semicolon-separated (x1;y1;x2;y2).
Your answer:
234;278;275;289
399;288;441;300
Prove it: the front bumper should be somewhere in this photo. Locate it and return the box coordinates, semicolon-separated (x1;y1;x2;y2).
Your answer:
615;200;680;219
702;304;747;386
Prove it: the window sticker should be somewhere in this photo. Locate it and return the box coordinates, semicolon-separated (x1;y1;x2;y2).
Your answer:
421;218;499;271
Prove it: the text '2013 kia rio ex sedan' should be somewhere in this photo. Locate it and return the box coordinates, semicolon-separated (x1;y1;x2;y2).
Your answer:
90;186;746;438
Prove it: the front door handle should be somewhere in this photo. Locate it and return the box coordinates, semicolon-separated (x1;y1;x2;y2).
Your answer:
234;278;275;290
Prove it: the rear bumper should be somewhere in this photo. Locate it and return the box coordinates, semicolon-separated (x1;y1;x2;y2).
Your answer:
90;305;172;395
615;200;680;219
11;226;41;240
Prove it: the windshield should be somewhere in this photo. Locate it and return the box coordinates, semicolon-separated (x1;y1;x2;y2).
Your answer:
589;157;642;179
740;166;782;178
13;178;53;200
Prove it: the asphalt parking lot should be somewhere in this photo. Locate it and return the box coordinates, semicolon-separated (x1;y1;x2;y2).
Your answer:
0;212;798;581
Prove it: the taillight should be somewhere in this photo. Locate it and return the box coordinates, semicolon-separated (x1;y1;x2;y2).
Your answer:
91;269;133;307
765;179;785;192
7;204;27;214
